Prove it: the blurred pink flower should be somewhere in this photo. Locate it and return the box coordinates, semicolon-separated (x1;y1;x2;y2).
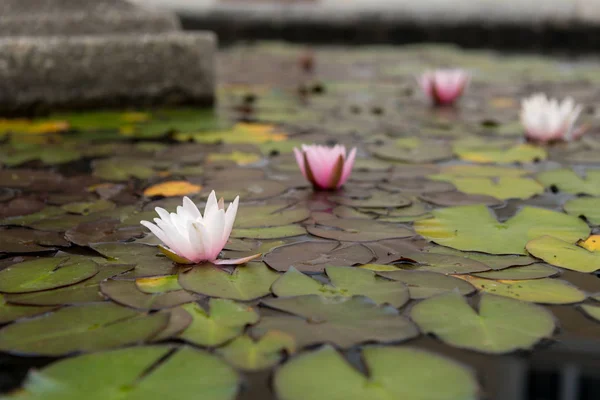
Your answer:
141;191;259;265
419;69;470;106
521;93;585;143
294;144;357;190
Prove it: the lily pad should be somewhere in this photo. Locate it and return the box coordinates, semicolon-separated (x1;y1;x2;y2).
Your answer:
472;263;559;280
0;294;56;323
272;266;410;307
564;197;600;225
264;241;374;273
536;169;600;196
92;157;156;181
580;303;600;323
274;345;478;400
414;205;589;255
179;263;279;301
419;191;503;206
411;292;555;353
100;279;196;310
330;191;411;208
0;302;168;355
0;257;98;293
370;138;453;163
376;270;476;299
460;276;587;304
525;236;600;273
231;225;306;239
9;345;239;400
5;265;133;306
179;299;260;347
425;246;536;270
455;143;547;164
307;218;413;242
254;295;418;348
235;205;310;228
0;228;70;253
395;252;491;274
216;332;295;371
92;243;176;277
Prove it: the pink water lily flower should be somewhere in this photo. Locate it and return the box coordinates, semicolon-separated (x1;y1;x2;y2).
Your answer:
521;93;585;143
141;191;259;265
293;144;357;190
419;69;470;106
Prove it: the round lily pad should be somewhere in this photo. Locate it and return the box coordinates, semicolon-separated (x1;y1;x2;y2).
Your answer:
307;219;413;242
536;168;600;196
272;266;410;307
415;205;590;255
274;345;478;400
472;263;559;280
0;257;98;294
376;270;476;299
0;302;168;356
564;197;600;225
264;241;374;273
216;332;295;371
100;279;196;310
178;263;279;301
254;295;418;348
179;299;260;347
11;345;239;400
526;236;600;273
411;292;555;353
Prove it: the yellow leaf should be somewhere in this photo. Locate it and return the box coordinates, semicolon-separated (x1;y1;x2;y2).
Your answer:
121;112;151;123
0;119;69;135
143;181;202;197
578;235;600;252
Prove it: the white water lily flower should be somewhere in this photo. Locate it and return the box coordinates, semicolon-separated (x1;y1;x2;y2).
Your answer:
141;191;258;265
520;93;585;143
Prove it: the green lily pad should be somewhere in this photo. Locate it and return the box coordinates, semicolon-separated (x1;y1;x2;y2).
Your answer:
330;191;411;208
525;236;600;273
264;241;374;273
455;142;547;164
0;302;168;356
472;263;559;280
396;252;491;274
100;279;195;310
254;295;418;348
136;275;182;294
272;266;410;307
370;138;453;163
0;294;56;323
376;270;476;299
92;157;156;181
536;169;600;196
425;246;536;270
0;228;70;253
234;205;310;228
61;199;116;215
580;303;600;323
92;243;177;277
411;292;555;353
178;263;279;301
9;345;239;400
564;197;600;225
307;219;413;242
216;332;295;371
461;276;587;304
0;257;98;294
5;265;133;306
414;205;590;255
231;225;306;239
274;345;478;400
179;299;259;347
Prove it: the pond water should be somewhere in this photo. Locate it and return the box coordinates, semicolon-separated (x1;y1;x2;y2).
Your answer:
0;43;600;400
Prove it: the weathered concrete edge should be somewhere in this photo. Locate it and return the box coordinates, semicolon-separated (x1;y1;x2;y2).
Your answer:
0;32;216;115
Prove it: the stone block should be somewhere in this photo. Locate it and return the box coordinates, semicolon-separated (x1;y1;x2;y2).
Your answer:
0;32;216;114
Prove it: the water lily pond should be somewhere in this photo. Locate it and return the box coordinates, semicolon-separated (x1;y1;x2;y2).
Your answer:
2;43;600;399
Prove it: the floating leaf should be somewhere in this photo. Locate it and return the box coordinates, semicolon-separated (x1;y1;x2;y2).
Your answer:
411;292;555;353
331;191;411;208
0;257;98;294
0;302;168;356
419;191;503;206
396;252;491;274
536;168;600;196
179;299;259;347
272;266;409;307
525;236;600;273
254;295;418;348
564;197;600;225
216;332;295;371
306;219;413;242
274;345;478;400
376;270;476;299
9;345;239;400
231;225;306;239
235;205;310;228
92;243;176;277
580;303;600;323
100;279;195;310
0;228;70;253
179;263;278;301
5;265;133;306
455;143;546;164
264;241;373;273
61;199;115;215
92;157;156;181
0;294;56;323
415;205;589;255
370;138;453;163
472;263;559;280
426;246;536;270
143;181;202;197
460;276;586;304
136;275;182;294
178;123;287;144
